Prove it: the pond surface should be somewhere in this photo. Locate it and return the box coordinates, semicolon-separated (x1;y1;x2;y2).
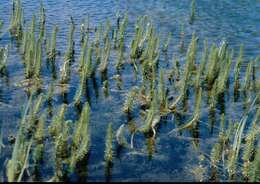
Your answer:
0;0;259;182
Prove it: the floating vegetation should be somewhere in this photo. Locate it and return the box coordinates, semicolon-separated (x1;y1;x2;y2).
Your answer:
0;1;259;182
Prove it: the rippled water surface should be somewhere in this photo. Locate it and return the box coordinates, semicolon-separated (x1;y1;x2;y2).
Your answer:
0;0;259;182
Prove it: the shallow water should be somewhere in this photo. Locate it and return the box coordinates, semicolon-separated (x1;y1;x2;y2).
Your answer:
0;0;259;182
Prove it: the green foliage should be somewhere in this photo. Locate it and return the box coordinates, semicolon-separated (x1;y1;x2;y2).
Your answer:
9;0;23;38
70;103;91;169
104;123;113;163
0;46;8;73
189;0;196;24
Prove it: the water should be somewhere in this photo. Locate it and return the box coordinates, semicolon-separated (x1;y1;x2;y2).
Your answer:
0;0;259;182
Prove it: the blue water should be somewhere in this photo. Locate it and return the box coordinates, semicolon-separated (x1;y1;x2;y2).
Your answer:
0;0;259;182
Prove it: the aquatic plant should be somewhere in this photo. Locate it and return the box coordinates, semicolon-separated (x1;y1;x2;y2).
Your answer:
162;32;172;52
60;21;76;84
6;94;44;182
242;62;252;92
104;123;113;164
205;40;229;89
189;0;196;24
47;26;58;61
53;120;71;180
227;95;259;179
140;89;160;135
94;22;102;48
9;0;23;38
24;16;36;79
85;42;94;78
33;114;46;163
116;124;129;147
0;46;8;73
103;19;111;43
48;104;67;137
74;65;87;107
248;147;260;182
172;87;202;132
158;69;167;110
234;45;244;94
0;19;3;29
116;13;128;69
39;2;45;39
179;23;185;52
78;34;89;72
130;16;147;60
0;125;4;156
195;41;207;90
80;16;90;44
242;106;260;180
0;3;259;181
216;47;233;95
70;103;91;170
122;87;139;113
0;20;3;37
99;37;111;73
34;37;43;79
64;17;75;63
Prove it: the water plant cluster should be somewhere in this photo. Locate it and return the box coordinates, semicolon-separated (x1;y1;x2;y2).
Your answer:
0;0;259;182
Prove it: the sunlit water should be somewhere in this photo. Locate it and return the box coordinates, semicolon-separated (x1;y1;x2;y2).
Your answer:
0;0;259;182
